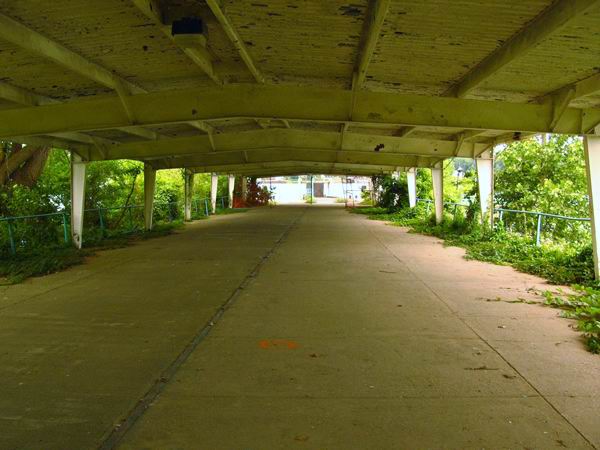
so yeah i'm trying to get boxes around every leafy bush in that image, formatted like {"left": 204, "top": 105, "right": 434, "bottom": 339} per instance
{"left": 0, "top": 222, "right": 181, "bottom": 284}
{"left": 544, "top": 286, "right": 600, "bottom": 353}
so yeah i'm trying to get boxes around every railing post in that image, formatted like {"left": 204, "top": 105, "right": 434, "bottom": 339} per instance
{"left": 204, "top": 198, "right": 209, "bottom": 217}
{"left": 221, "top": 197, "right": 225, "bottom": 209}
{"left": 535, "top": 214, "right": 543, "bottom": 246}
{"left": 62, "top": 213, "right": 69, "bottom": 244}
{"left": 98, "top": 208, "right": 105, "bottom": 236}
{"left": 7, "top": 220, "right": 16, "bottom": 255}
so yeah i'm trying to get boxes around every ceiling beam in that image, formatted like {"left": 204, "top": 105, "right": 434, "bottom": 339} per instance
{"left": 395, "top": 126, "right": 417, "bottom": 137}
{"left": 0, "top": 81, "right": 158, "bottom": 143}
{"left": 131, "top": 0, "right": 221, "bottom": 84}
{"left": 188, "top": 120, "right": 216, "bottom": 151}
{"left": 147, "top": 147, "right": 432, "bottom": 171}
{"left": 0, "top": 81, "right": 116, "bottom": 147}
{"left": 444, "top": 0, "right": 600, "bottom": 98}
{"left": 0, "top": 85, "right": 597, "bottom": 139}
{"left": 0, "top": 13, "right": 164, "bottom": 140}
{"left": 353, "top": 0, "right": 391, "bottom": 89}
{"left": 188, "top": 161, "right": 398, "bottom": 175}
{"left": 0, "top": 13, "right": 143, "bottom": 95}
{"left": 206, "top": 0, "right": 265, "bottom": 83}
{"left": 94, "top": 128, "right": 488, "bottom": 161}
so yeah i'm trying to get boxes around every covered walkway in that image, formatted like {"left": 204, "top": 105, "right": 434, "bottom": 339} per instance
{"left": 0, "top": 206, "right": 597, "bottom": 449}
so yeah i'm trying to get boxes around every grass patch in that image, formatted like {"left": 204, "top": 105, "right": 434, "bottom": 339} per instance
{"left": 0, "top": 222, "right": 182, "bottom": 285}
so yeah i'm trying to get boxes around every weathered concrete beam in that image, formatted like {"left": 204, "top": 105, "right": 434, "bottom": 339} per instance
{"left": 206, "top": 0, "right": 264, "bottom": 83}
{"left": 354, "top": 0, "right": 391, "bottom": 89}
{"left": 1, "top": 85, "right": 596, "bottom": 139}
{"left": 149, "top": 148, "right": 433, "bottom": 171}
{"left": 445, "top": 0, "right": 600, "bottom": 98}
{"left": 95, "top": 128, "right": 488, "bottom": 161}
{"left": 131, "top": 0, "right": 221, "bottom": 84}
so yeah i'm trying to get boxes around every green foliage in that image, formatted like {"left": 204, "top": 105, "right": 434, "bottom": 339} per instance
{"left": 544, "top": 287, "right": 600, "bottom": 353}
{"left": 495, "top": 136, "right": 589, "bottom": 243}
{"left": 0, "top": 222, "right": 181, "bottom": 284}
{"left": 363, "top": 136, "right": 595, "bottom": 353}
{"left": 0, "top": 149, "right": 240, "bottom": 256}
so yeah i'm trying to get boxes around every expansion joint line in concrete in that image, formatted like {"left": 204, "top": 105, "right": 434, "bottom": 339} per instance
{"left": 361, "top": 219, "right": 596, "bottom": 449}
{"left": 97, "top": 208, "right": 306, "bottom": 450}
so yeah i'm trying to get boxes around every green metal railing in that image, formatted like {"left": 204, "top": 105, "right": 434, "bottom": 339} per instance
{"left": 1, "top": 196, "right": 230, "bottom": 255}
{"left": 416, "top": 198, "right": 590, "bottom": 246}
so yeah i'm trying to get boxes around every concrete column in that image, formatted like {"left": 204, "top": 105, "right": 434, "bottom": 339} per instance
{"left": 228, "top": 174, "right": 235, "bottom": 208}
{"left": 144, "top": 163, "right": 156, "bottom": 230}
{"left": 407, "top": 168, "right": 417, "bottom": 208}
{"left": 431, "top": 163, "right": 443, "bottom": 224}
{"left": 241, "top": 176, "right": 248, "bottom": 202}
{"left": 184, "top": 170, "right": 194, "bottom": 221}
{"left": 584, "top": 135, "right": 600, "bottom": 279}
{"left": 476, "top": 149, "right": 495, "bottom": 228}
{"left": 70, "top": 152, "right": 86, "bottom": 249}
{"left": 210, "top": 173, "right": 218, "bottom": 213}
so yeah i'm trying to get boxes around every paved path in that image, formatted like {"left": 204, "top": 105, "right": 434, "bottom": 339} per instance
{"left": 0, "top": 205, "right": 598, "bottom": 449}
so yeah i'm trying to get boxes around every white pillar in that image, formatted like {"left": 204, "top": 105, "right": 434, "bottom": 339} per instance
{"left": 476, "top": 149, "right": 495, "bottom": 228}
{"left": 228, "top": 174, "right": 235, "bottom": 208}
{"left": 210, "top": 173, "right": 218, "bottom": 213}
{"left": 584, "top": 135, "right": 600, "bottom": 279}
{"left": 407, "top": 168, "right": 417, "bottom": 208}
{"left": 184, "top": 170, "right": 194, "bottom": 221}
{"left": 70, "top": 153, "right": 86, "bottom": 249}
{"left": 144, "top": 163, "right": 156, "bottom": 230}
{"left": 431, "top": 163, "right": 443, "bottom": 224}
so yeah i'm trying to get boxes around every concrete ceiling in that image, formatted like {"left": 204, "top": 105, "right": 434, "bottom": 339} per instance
{"left": 0, "top": 0, "right": 599, "bottom": 176}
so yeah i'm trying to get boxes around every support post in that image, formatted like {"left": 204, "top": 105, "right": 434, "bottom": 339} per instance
{"left": 476, "top": 149, "right": 495, "bottom": 228}
{"left": 241, "top": 176, "right": 248, "bottom": 203}
{"left": 144, "top": 163, "right": 156, "bottom": 230}
{"left": 228, "top": 174, "right": 235, "bottom": 208}
{"left": 431, "top": 162, "right": 443, "bottom": 225}
{"left": 407, "top": 168, "right": 417, "bottom": 208}
{"left": 210, "top": 173, "right": 218, "bottom": 214}
{"left": 70, "top": 152, "right": 86, "bottom": 248}
{"left": 584, "top": 135, "right": 600, "bottom": 279}
{"left": 184, "top": 169, "right": 194, "bottom": 221}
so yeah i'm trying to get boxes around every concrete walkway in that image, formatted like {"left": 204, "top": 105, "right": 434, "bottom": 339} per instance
{"left": 0, "top": 205, "right": 598, "bottom": 449}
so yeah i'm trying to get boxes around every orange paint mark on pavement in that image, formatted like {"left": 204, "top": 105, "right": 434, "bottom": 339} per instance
{"left": 258, "top": 339, "right": 299, "bottom": 349}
